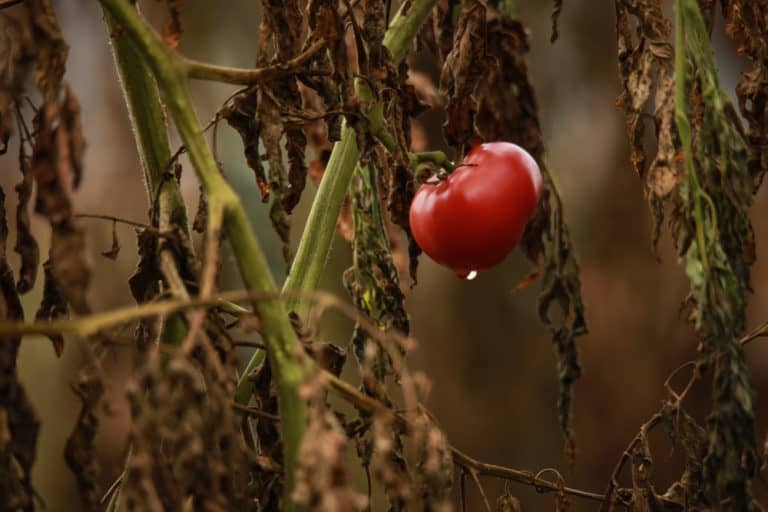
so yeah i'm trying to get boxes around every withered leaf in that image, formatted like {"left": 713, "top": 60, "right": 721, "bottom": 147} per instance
{"left": 0, "top": 15, "right": 34, "bottom": 154}
{"left": 30, "top": 89, "right": 91, "bottom": 315}
{"left": 623, "top": 3, "right": 759, "bottom": 507}
{"left": 0, "top": 184, "right": 40, "bottom": 510}
{"left": 615, "top": 0, "right": 673, "bottom": 182}
{"left": 386, "top": 160, "right": 421, "bottom": 283}
{"left": 722, "top": 0, "right": 768, "bottom": 191}
{"left": 14, "top": 129, "right": 40, "bottom": 294}
{"left": 343, "top": 165, "right": 409, "bottom": 398}
{"left": 415, "top": 416, "right": 454, "bottom": 510}
{"left": 439, "top": 0, "right": 488, "bottom": 152}
{"left": 129, "top": 229, "right": 162, "bottom": 352}
{"left": 292, "top": 400, "right": 368, "bottom": 511}
{"left": 550, "top": 0, "right": 563, "bottom": 43}
{"left": 160, "top": 0, "right": 184, "bottom": 50}
{"left": 27, "top": 0, "right": 69, "bottom": 101}
{"left": 65, "top": 367, "right": 104, "bottom": 511}
{"left": 100, "top": 221, "right": 121, "bottom": 260}
{"left": 124, "top": 353, "right": 254, "bottom": 511}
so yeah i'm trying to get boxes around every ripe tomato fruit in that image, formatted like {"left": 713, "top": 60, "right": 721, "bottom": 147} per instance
{"left": 409, "top": 142, "right": 542, "bottom": 278}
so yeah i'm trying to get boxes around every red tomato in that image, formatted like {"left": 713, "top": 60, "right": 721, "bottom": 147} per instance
{"left": 409, "top": 142, "right": 542, "bottom": 278}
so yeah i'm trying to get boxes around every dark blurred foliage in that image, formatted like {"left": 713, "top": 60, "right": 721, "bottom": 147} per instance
{"left": 0, "top": 0, "right": 767, "bottom": 510}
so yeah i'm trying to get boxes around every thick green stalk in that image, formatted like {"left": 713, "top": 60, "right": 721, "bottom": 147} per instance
{"left": 99, "top": 0, "right": 308, "bottom": 506}
{"left": 282, "top": 0, "right": 439, "bottom": 315}
{"left": 383, "top": 0, "right": 440, "bottom": 64}
{"left": 282, "top": 124, "right": 359, "bottom": 312}
{"left": 103, "top": 5, "right": 190, "bottom": 338}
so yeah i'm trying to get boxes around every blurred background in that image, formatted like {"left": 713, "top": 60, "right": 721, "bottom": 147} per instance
{"left": 2, "top": 0, "right": 767, "bottom": 510}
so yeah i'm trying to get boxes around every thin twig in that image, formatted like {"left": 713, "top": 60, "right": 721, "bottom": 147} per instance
{"left": 184, "top": 39, "right": 326, "bottom": 85}
{"left": 741, "top": 320, "right": 768, "bottom": 346}
{"left": 75, "top": 213, "right": 151, "bottom": 229}
{"left": 468, "top": 467, "right": 493, "bottom": 512}
{"left": 231, "top": 402, "right": 281, "bottom": 422}
{"left": 599, "top": 413, "right": 664, "bottom": 511}
{"left": 322, "top": 370, "right": 609, "bottom": 504}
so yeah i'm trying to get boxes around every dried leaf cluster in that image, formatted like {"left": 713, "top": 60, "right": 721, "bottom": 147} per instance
{"left": 613, "top": 0, "right": 768, "bottom": 509}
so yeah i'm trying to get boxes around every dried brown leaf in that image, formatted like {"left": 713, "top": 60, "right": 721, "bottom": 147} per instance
{"left": 293, "top": 400, "right": 369, "bottom": 511}
{"left": 65, "top": 366, "right": 104, "bottom": 511}
{"left": 27, "top": 0, "right": 69, "bottom": 101}
{"left": 30, "top": 90, "right": 91, "bottom": 315}
{"left": 550, "top": 0, "right": 563, "bottom": 43}
{"left": 101, "top": 221, "right": 121, "bottom": 260}
{"left": 722, "top": 0, "right": 768, "bottom": 191}
{"left": 0, "top": 184, "right": 40, "bottom": 511}
{"left": 160, "top": 0, "right": 184, "bottom": 50}
{"left": 0, "top": 15, "right": 34, "bottom": 154}
{"left": 439, "top": 1, "right": 487, "bottom": 151}
{"left": 14, "top": 130, "right": 39, "bottom": 294}
{"left": 128, "top": 229, "right": 161, "bottom": 352}
{"left": 496, "top": 493, "right": 523, "bottom": 512}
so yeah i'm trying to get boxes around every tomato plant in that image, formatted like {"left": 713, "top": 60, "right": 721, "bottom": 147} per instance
{"left": 409, "top": 142, "right": 543, "bottom": 278}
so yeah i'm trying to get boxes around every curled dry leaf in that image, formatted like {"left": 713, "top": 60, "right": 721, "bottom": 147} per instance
{"left": 343, "top": 164, "right": 409, "bottom": 401}
{"left": 100, "top": 220, "right": 121, "bottom": 260}
{"left": 722, "top": 0, "right": 768, "bottom": 191}
{"left": 0, "top": 185, "right": 40, "bottom": 511}
{"left": 0, "top": 15, "right": 34, "bottom": 152}
{"left": 160, "top": 0, "right": 184, "bottom": 50}
{"left": 248, "top": 359, "right": 283, "bottom": 509}
{"left": 439, "top": 0, "right": 488, "bottom": 152}
{"left": 614, "top": 0, "right": 677, "bottom": 247}
{"left": 65, "top": 364, "right": 104, "bottom": 511}
{"left": 27, "top": 0, "right": 69, "bottom": 101}
{"left": 1, "top": 16, "right": 41, "bottom": 295}
{"left": 370, "top": 414, "right": 412, "bottom": 508}
{"left": 128, "top": 229, "right": 163, "bottom": 353}
{"left": 550, "top": 0, "right": 564, "bottom": 43}
{"left": 15, "top": 140, "right": 40, "bottom": 294}
{"left": 292, "top": 400, "right": 369, "bottom": 511}
{"left": 124, "top": 352, "right": 254, "bottom": 511}
{"left": 30, "top": 87, "right": 90, "bottom": 315}
{"left": 415, "top": 416, "right": 453, "bottom": 511}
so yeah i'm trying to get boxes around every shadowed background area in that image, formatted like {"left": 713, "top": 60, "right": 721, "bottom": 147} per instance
{"left": 1, "top": 0, "right": 767, "bottom": 510}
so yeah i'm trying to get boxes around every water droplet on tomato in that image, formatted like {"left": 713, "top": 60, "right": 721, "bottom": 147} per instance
{"left": 465, "top": 270, "right": 478, "bottom": 281}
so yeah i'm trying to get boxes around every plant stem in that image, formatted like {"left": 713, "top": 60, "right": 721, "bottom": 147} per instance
{"left": 383, "top": 0, "right": 440, "bottom": 64}
{"left": 282, "top": 123, "right": 359, "bottom": 313}
{"left": 282, "top": 0, "right": 439, "bottom": 315}
{"left": 103, "top": 6, "right": 190, "bottom": 508}
{"left": 99, "top": 0, "right": 308, "bottom": 506}
{"left": 183, "top": 39, "right": 325, "bottom": 85}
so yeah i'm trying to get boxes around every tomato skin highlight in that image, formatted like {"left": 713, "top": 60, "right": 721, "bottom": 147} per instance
{"left": 409, "top": 142, "right": 542, "bottom": 277}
